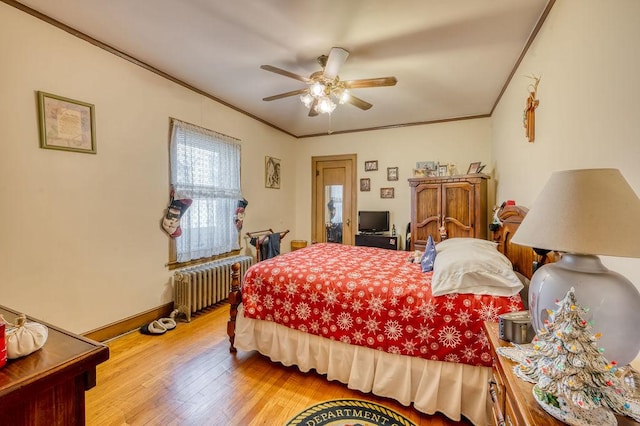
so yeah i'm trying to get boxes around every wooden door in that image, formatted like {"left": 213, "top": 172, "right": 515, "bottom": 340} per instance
{"left": 441, "top": 181, "right": 475, "bottom": 238}
{"left": 312, "top": 155, "right": 357, "bottom": 245}
{"left": 411, "top": 182, "right": 441, "bottom": 251}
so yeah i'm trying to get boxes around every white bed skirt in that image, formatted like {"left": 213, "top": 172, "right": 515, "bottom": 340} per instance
{"left": 235, "top": 305, "right": 491, "bottom": 426}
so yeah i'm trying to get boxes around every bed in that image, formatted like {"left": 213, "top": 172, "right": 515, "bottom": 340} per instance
{"left": 227, "top": 205, "right": 540, "bottom": 426}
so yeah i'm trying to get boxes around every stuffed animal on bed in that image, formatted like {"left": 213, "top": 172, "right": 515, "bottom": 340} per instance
{"left": 407, "top": 250, "right": 423, "bottom": 263}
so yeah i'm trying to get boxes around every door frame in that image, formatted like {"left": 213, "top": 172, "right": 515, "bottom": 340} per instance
{"left": 311, "top": 154, "right": 358, "bottom": 244}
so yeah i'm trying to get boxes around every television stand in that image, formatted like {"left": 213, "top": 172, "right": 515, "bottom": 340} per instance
{"left": 355, "top": 233, "right": 398, "bottom": 250}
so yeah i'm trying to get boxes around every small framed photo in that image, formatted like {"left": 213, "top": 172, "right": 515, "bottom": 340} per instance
{"left": 477, "top": 165, "right": 486, "bottom": 173}
{"left": 467, "top": 162, "right": 482, "bottom": 174}
{"left": 438, "top": 165, "right": 448, "bottom": 176}
{"left": 387, "top": 167, "right": 398, "bottom": 181}
{"left": 416, "top": 161, "right": 435, "bottom": 171}
{"left": 360, "top": 178, "right": 371, "bottom": 192}
{"left": 380, "top": 187, "right": 395, "bottom": 199}
{"left": 413, "top": 168, "right": 427, "bottom": 177}
{"left": 265, "top": 156, "right": 281, "bottom": 189}
{"left": 364, "top": 160, "right": 378, "bottom": 171}
{"left": 37, "top": 91, "right": 96, "bottom": 154}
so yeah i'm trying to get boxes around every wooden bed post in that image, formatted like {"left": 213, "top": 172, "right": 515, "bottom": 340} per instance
{"left": 227, "top": 262, "right": 241, "bottom": 353}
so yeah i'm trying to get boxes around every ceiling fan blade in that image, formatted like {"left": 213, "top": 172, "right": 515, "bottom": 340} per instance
{"left": 323, "top": 47, "right": 349, "bottom": 80}
{"left": 260, "top": 65, "right": 310, "bottom": 83}
{"left": 263, "top": 88, "right": 309, "bottom": 101}
{"left": 347, "top": 95, "right": 373, "bottom": 111}
{"left": 343, "top": 76, "right": 398, "bottom": 89}
{"left": 308, "top": 99, "right": 319, "bottom": 117}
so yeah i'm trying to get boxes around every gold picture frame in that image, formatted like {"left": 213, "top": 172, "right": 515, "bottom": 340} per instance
{"left": 265, "top": 156, "right": 281, "bottom": 189}
{"left": 37, "top": 91, "right": 96, "bottom": 154}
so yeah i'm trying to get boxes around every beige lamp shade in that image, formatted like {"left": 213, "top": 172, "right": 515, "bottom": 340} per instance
{"left": 512, "top": 168, "right": 640, "bottom": 257}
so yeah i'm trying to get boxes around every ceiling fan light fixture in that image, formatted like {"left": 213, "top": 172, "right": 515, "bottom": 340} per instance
{"left": 300, "top": 93, "right": 314, "bottom": 108}
{"left": 263, "top": 47, "right": 397, "bottom": 115}
{"left": 310, "top": 81, "right": 325, "bottom": 97}
{"left": 316, "top": 97, "right": 336, "bottom": 114}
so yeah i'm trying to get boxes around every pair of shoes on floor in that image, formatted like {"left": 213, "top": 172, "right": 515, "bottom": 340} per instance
{"left": 139, "top": 317, "right": 177, "bottom": 335}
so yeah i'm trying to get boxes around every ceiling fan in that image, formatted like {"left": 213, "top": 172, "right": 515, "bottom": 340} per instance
{"left": 261, "top": 47, "right": 397, "bottom": 116}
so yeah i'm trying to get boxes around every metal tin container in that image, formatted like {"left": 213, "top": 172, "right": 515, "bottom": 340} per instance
{"left": 498, "top": 311, "right": 535, "bottom": 343}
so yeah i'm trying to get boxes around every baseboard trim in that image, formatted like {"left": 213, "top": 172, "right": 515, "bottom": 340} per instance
{"left": 83, "top": 303, "right": 174, "bottom": 342}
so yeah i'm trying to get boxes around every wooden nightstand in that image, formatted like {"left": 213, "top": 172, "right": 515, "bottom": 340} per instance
{"left": 483, "top": 321, "right": 639, "bottom": 426}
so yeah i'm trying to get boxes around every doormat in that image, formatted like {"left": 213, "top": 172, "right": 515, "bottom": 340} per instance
{"left": 284, "top": 398, "right": 417, "bottom": 426}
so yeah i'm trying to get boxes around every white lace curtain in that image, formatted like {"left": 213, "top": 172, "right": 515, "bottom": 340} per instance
{"left": 170, "top": 119, "right": 242, "bottom": 262}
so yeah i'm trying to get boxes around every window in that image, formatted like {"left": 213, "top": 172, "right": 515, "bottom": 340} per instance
{"left": 169, "top": 119, "right": 242, "bottom": 264}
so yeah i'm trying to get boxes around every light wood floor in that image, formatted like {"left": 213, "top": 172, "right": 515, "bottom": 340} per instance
{"left": 86, "top": 303, "right": 473, "bottom": 426}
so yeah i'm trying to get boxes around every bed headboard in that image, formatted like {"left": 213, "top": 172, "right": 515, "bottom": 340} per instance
{"left": 491, "top": 205, "right": 555, "bottom": 280}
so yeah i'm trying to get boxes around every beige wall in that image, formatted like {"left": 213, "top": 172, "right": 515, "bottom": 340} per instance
{"left": 492, "top": 0, "right": 640, "bottom": 290}
{"left": 0, "top": 3, "right": 296, "bottom": 333}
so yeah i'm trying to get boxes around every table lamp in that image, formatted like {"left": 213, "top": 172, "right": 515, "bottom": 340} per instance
{"left": 512, "top": 168, "right": 640, "bottom": 366}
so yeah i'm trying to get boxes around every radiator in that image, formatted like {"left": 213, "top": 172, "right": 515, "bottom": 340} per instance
{"left": 174, "top": 255, "right": 253, "bottom": 321}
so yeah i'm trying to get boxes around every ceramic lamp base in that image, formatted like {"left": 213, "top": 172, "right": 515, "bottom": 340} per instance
{"left": 528, "top": 253, "right": 640, "bottom": 366}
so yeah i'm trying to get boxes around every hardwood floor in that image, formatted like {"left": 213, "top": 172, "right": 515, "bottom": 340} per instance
{"left": 86, "top": 303, "right": 473, "bottom": 426}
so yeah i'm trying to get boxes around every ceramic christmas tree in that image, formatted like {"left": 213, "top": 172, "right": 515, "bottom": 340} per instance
{"left": 513, "top": 287, "right": 639, "bottom": 425}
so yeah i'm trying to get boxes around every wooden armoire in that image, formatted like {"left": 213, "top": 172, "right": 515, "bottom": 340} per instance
{"left": 409, "top": 174, "right": 489, "bottom": 251}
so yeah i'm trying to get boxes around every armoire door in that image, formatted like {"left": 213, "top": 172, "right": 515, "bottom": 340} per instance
{"left": 441, "top": 181, "right": 475, "bottom": 238}
{"left": 411, "top": 182, "right": 441, "bottom": 251}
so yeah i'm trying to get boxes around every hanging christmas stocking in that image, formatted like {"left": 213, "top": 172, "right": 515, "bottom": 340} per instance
{"left": 235, "top": 198, "right": 248, "bottom": 231}
{"left": 162, "top": 196, "right": 192, "bottom": 238}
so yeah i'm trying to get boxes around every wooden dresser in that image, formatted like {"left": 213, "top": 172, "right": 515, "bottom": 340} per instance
{"left": 484, "top": 321, "right": 639, "bottom": 426}
{"left": 0, "top": 305, "right": 109, "bottom": 426}
{"left": 408, "top": 173, "right": 488, "bottom": 251}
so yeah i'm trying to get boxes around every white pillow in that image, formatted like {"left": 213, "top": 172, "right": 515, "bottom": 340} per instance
{"left": 435, "top": 237, "right": 498, "bottom": 253}
{"left": 431, "top": 238, "right": 523, "bottom": 296}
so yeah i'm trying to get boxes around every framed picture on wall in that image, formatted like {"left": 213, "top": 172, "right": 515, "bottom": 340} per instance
{"left": 37, "top": 91, "right": 96, "bottom": 154}
{"left": 360, "top": 178, "right": 371, "bottom": 191}
{"left": 387, "top": 167, "right": 398, "bottom": 181}
{"left": 265, "top": 156, "right": 281, "bottom": 189}
{"left": 380, "top": 187, "right": 394, "bottom": 199}
{"left": 364, "top": 160, "right": 378, "bottom": 171}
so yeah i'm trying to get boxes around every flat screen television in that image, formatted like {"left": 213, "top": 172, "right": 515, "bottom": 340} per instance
{"left": 358, "top": 211, "right": 390, "bottom": 234}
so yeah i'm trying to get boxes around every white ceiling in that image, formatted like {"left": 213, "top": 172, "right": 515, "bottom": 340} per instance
{"left": 12, "top": 0, "right": 552, "bottom": 137}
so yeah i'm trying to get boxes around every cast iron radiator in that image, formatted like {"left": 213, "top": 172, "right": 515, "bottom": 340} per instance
{"left": 173, "top": 255, "right": 253, "bottom": 321}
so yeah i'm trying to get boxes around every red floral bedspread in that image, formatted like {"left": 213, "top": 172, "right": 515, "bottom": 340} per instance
{"left": 241, "top": 243, "right": 524, "bottom": 367}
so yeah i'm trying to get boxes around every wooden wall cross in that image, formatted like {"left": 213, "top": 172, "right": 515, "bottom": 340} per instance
{"left": 523, "top": 75, "right": 540, "bottom": 142}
